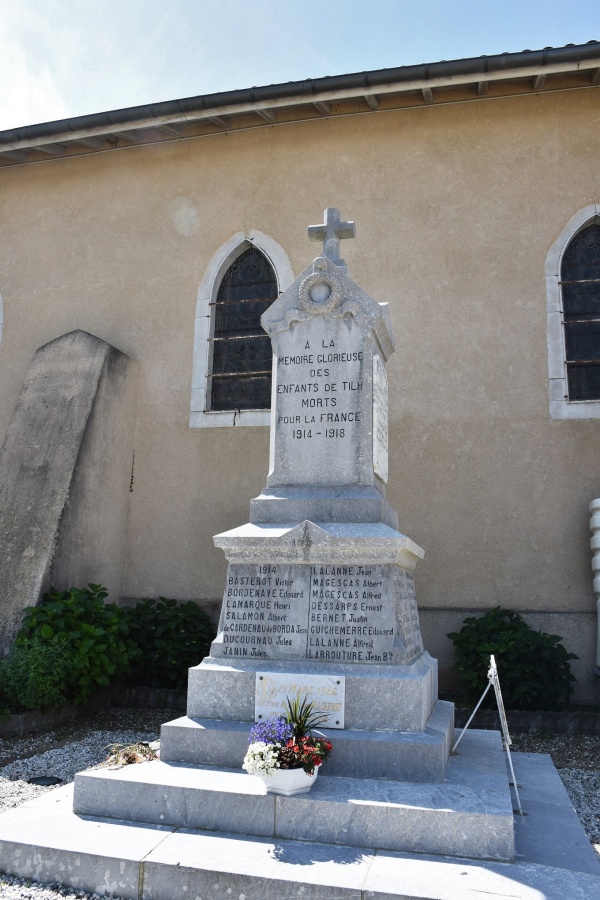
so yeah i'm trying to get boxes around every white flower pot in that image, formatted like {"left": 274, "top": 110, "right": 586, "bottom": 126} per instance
{"left": 259, "top": 765, "right": 319, "bottom": 796}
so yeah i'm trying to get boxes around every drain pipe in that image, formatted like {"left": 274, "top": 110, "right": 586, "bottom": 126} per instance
{"left": 590, "top": 498, "right": 600, "bottom": 706}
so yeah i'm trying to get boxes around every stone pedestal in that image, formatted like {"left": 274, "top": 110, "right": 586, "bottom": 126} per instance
{"left": 186, "top": 246, "right": 454, "bottom": 783}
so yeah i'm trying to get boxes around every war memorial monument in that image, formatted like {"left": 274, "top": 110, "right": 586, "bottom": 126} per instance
{"left": 0, "top": 211, "right": 598, "bottom": 899}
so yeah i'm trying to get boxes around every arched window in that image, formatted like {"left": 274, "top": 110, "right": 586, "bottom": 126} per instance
{"left": 190, "top": 231, "right": 294, "bottom": 428}
{"left": 208, "top": 247, "right": 277, "bottom": 412}
{"left": 546, "top": 205, "right": 600, "bottom": 419}
{"left": 561, "top": 224, "right": 600, "bottom": 401}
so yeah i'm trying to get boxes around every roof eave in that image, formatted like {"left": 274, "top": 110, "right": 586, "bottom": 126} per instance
{"left": 0, "top": 41, "right": 598, "bottom": 166}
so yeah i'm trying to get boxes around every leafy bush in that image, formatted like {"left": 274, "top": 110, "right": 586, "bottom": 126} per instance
{"left": 447, "top": 606, "right": 577, "bottom": 710}
{"left": 17, "top": 584, "right": 138, "bottom": 704}
{"left": 0, "top": 638, "right": 72, "bottom": 710}
{"left": 123, "top": 597, "right": 216, "bottom": 689}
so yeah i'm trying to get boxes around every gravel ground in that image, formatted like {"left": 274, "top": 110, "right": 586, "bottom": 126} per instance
{"left": 0, "top": 709, "right": 598, "bottom": 898}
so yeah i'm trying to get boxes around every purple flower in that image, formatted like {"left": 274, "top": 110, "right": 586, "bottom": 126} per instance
{"left": 249, "top": 716, "right": 293, "bottom": 745}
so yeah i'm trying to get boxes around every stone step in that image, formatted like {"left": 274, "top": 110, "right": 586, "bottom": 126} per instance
{"left": 160, "top": 698, "right": 453, "bottom": 781}
{"left": 0, "top": 772, "right": 599, "bottom": 900}
{"left": 73, "top": 730, "right": 514, "bottom": 860}
{"left": 187, "top": 655, "right": 440, "bottom": 733}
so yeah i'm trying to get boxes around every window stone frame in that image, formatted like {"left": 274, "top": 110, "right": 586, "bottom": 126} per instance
{"left": 546, "top": 205, "right": 600, "bottom": 419}
{"left": 190, "top": 231, "right": 294, "bottom": 428}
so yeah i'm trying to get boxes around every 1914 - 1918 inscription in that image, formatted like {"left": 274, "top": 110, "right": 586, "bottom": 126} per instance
{"left": 211, "top": 562, "right": 420, "bottom": 665}
{"left": 275, "top": 332, "right": 363, "bottom": 438}
{"left": 267, "top": 315, "right": 372, "bottom": 489}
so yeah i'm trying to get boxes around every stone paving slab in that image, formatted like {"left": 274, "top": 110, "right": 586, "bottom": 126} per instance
{"left": 0, "top": 797, "right": 596, "bottom": 900}
{"left": 0, "top": 785, "right": 172, "bottom": 898}
{"left": 143, "top": 829, "right": 373, "bottom": 900}
{"left": 511, "top": 751, "right": 600, "bottom": 876}
{"left": 362, "top": 851, "right": 600, "bottom": 900}
{"left": 1, "top": 738, "right": 598, "bottom": 899}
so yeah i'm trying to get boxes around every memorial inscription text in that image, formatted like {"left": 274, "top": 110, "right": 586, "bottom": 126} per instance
{"left": 275, "top": 337, "right": 363, "bottom": 447}
{"left": 214, "top": 562, "right": 419, "bottom": 665}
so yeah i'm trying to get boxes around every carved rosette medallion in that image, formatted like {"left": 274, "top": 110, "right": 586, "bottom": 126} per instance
{"left": 299, "top": 260, "right": 344, "bottom": 316}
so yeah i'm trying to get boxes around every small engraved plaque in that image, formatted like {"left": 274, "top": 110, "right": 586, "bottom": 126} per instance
{"left": 372, "top": 353, "right": 388, "bottom": 482}
{"left": 255, "top": 672, "right": 345, "bottom": 728}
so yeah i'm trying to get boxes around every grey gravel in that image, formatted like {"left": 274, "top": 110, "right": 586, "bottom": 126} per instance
{"left": 0, "top": 711, "right": 598, "bottom": 897}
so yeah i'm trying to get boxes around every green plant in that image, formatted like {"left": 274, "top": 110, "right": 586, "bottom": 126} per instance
{"left": 17, "top": 584, "right": 138, "bottom": 704}
{"left": 284, "top": 693, "right": 329, "bottom": 741}
{"left": 123, "top": 597, "right": 216, "bottom": 689}
{"left": 448, "top": 606, "right": 578, "bottom": 710}
{"left": 0, "top": 638, "right": 71, "bottom": 710}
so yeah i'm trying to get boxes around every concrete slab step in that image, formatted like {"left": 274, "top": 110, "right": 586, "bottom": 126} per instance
{"left": 73, "top": 730, "right": 514, "bottom": 860}
{"left": 0, "top": 779, "right": 598, "bottom": 900}
{"left": 160, "top": 697, "right": 453, "bottom": 781}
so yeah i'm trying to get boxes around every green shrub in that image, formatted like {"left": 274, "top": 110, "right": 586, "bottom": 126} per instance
{"left": 17, "top": 584, "right": 139, "bottom": 704}
{"left": 0, "top": 638, "right": 72, "bottom": 710}
{"left": 447, "top": 606, "right": 577, "bottom": 710}
{"left": 123, "top": 597, "right": 216, "bottom": 689}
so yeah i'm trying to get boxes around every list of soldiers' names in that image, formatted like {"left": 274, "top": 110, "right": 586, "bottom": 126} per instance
{"left": 214, "top": 563, "right": 399, "bottom": 663}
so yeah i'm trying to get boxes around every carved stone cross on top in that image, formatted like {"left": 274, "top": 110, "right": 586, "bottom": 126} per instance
{"left": 307, "top": 207, "right": 355, "bottom": 270}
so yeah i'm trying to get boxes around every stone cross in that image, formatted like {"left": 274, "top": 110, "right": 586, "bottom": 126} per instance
{"left": 307, "top": 208, "right": 355, "bottom": 269}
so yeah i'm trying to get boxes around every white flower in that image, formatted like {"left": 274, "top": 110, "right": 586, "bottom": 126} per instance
{"left": 242, "top": 741, "right": 281, "bottom": 777}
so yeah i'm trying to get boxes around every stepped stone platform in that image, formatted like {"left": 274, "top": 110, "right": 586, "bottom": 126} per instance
{"left": 159, "top": 707, "right": 452, "bottom": 782}
{"left": 72, "top": 730, "right": 512, "bottom": 859}
{"left": 0, "top": 737, "right": 598, "bottom": 900}
{"left": 160, "top": 656, "right": 454, "bottom": 782}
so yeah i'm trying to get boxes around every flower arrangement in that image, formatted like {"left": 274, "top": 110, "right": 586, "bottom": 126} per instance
{"left": 243, "top": 694, "right": 333, "bottom": 777}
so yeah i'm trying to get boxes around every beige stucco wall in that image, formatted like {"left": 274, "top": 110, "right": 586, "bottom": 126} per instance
{"left": 0, "top": 86, "right": 598, "bottom": 699}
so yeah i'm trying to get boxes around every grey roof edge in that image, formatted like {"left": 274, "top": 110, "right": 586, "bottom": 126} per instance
{"left": 0, "top": 40, "right": 598, "bottom": 147}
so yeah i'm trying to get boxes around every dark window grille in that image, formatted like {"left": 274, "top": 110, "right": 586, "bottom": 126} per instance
{"left": 209, "top": 247, "right": 277, "bottom": 411}
{"left": 561, "top": 223, "right": 600, "bottom": 401}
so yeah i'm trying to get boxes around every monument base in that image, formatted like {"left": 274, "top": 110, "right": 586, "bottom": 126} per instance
{"left": 187, "top": 654, "right": 439, "bottom": 731}
{"left": 2, "top": 733, "right": 600, "bottom": 898}
{"left": 71, "top": 729, "right": 512, "bottom": 860}
{"left": 160, "top": 704, "right": 453, "bottom": 783}
{"left": 159, "top": 654, "right": 453, "bottom": 782}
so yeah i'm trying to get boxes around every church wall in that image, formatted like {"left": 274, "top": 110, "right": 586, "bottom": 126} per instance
{"left": 0, "top": 86, "right": 598, "bottom": 700}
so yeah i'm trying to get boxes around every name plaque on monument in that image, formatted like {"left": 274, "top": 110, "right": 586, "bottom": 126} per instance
{"left": 217, "top": 563, "right": 309, "bottom": 660}
{"left": 255, "top": 672, "right": 345, "bottom": 728}
{"left": 372, "top": 353, "right": 388, "bottom": 483}
{"left": 307, "top": 564, "right": 396, "bottom": 663}
{"left": 395, "top": 568, "right": 423, "bottom": 660}
{"left": 212, "top": 561, "right": 422, "bottom": 664}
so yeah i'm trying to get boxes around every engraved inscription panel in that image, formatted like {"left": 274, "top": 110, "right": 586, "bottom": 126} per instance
{"left": 395, "top": 569, "right": 423, "bottom": 660}
{"left": 372, "top": 353, "right": 388, "bottom": 483}
{"left": 307, "top": 565, "right": 396, "bottom": 664}
{"left": 268, "top": 317, "right": 371, "bottom": 488}
{"left": 212, "top": 564, "right": 309, "bottom": 661}
{"left": 255, "top": 673, "right": 345, "bottom": 728}
{"left": 211, "top": 563, "right": 422, "bottom": 664}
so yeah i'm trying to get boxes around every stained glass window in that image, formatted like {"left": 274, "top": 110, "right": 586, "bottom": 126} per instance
{"left": 209, "top": 248, "right": 277, "bottom": 411}
{"left": 561, "top": 224, "right": 600, "bottom": 401}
